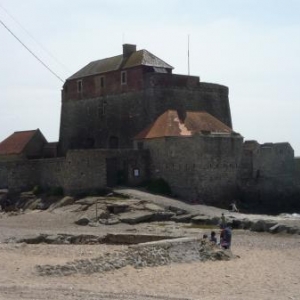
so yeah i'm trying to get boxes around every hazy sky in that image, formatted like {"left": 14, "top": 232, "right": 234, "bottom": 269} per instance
{"left": 1, "top": 0, "right": 299, "bottom": 155}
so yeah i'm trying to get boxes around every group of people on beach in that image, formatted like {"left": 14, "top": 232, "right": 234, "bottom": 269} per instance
{"left": 203, "top": 212, "right": 232, "bottom": 249}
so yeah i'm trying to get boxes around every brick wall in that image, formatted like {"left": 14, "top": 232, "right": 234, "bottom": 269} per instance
{"left": 63, "top": 67, "right": 145, "bottom": 101}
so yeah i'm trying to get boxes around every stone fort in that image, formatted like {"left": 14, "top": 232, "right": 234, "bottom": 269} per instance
{"left": 0, "top": 44, "right": 299, "bottom": 212}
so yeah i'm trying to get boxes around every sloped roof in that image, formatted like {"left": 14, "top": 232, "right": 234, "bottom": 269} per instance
{"left": 134, "top": 110, "right": 235, "bottom": 140}
{"left": 0, "top": 130, "right": 42, "bottom": 155}
{"left": 68, "top": 49, "right": 173, "bottom": 80}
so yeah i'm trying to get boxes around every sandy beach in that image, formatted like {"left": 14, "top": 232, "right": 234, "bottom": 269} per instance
{"left": 0, "top": 206, "right": 299, "bottom": 300}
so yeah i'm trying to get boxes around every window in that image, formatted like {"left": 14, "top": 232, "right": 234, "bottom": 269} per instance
{"left": 100, "top": 76, "right": 105, "bottom": 88}
{"left": 95, "top": 76, "right": 105, "bottom": 92}
{"left": 77, "top": 80, "right": 82, "bottom": 93}
{"left": 121, "top": 71, "right": 127, "bottom": 85}
{"left": 102, "top": 100, "right": 107, "bottom": 116}
{"left": 97, "top": 100, "right": 107, "bottom": 118}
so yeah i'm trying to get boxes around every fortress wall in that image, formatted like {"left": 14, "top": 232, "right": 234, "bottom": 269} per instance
{"left": 237, "top": 143, "right": 298, "bottom": 213}
{"left": 59, "top": 74, "right": 231, "bottom": 155}
{"left": 139, "top": 134, "right": 243, "bottom": 205}
{"left": 239, "top": 142, "right": 295, "bottom": 180}
{"left": 59, "top": 91, "right": 147, "bottom": 154}
{"left": 253, "top": 143, "right": 294, "bottom": 179}
{"left": 62, "top": 150, "right": 107, "bottom": 194}
{"left": 100, "top": 149, "right": 149, "bottom": 187}
{"left": 0, "top": 154, "right": 102, "bottom": 194}
{"left": 295, "top": 157, "right": 300, "bottom": 183}
{"left": 0, "top": 162, "right": 9, "bottom": 188}
{"left": 0, "top": 149, "right": 148, "bottom": 194}
{"left": 0, "top": 158, "right": 64, "bottom": 192}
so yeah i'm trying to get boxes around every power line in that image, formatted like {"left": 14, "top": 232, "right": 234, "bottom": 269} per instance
{"left": 0, "top": 3, "right": 71, "bottom": 72}
{"left": 0, "top": 18, "right": 64, "bottom": 83}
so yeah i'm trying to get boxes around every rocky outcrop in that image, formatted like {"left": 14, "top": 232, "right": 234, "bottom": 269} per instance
{"left": 2, "top": 189, "right": 300, "bottom": 236}
{"left": 35, "top": 237, "right": 234, "bottom": 276}
{"left": 118, "top": 211, "right": 155, "bottom": 224}
{"left": 48, "top": 196, "right": 74, "bottom": 210}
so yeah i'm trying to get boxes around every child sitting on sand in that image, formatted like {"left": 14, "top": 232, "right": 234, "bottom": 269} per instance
{"left": 210, "top": 231, "right": 217, "bottom": 244}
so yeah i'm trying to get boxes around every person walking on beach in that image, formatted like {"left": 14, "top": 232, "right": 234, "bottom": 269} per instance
{"left": 230, "top": 201, "right": 239, "bottom": 212}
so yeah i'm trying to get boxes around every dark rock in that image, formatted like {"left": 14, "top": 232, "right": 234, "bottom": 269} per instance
{"left": 211, "top": 217, "right": 221, "bottom": 225}
{"left": 49, "top": 196, "right": 74, "bottom": 210}
{"left": 241, "top": 218, "right": 253, "bottom": 229}
{"left": 20, "top": 191, "right": 36, "bottom": 200}
{"left": 274, "top": 224, "right": 288, "bottom": 234}
{"left": 18, "top": 234, "right": 48, "bottom": 244}
{"left": 83, "top": 208, "right": 110, "bottom": 221}
{"left": 75, "top": 197, "right": 102, "bottom": 206}
{"left": 191, "top": 215, "right": 213, "bottom": 225}
{"left": 171, "top": 213, "right": 196, "bottom": 223}
{"left": 106, "top": 202, "right": 129, "bottom": 214}
{"left": 26, "top": 198, "right": 43, "bottom": 210}
{"left": 287, "top": 226, "right": 299, "bottom": 234}
{"left": 144, "top": 203, "right": 164, "bottom": 212}
{"left": 167, "top": 206, "right": 188, "bottom": 216}
{"left": 269, "top": 224, "right": 280, "bottom": 234}
{"left": 231, "top": 219, "right": 243, "bottom": 229}
{"left": 75, "top": 217, "right": 90, "bottom": 226}
{"left": 151, "top": 211, "right": 175, "bottom": 221}
{"left": 99, "top": 218, "right": 120, "bottom": 225}
{"left": 251, "top": 220, "right": 267, "bottom": 232}
{"left": 119, "top": 211, "right": 154, "bottom": 224}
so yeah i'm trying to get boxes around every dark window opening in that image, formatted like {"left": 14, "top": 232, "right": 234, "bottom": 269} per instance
{"left": 102, "top": 100, "right": 107, "bottom": 116}
{"left": 121, "top": 71, "right": 127, "bottom": 85}
{"left": 100, "top": 76, "right": 105, "bottom": 88}
{"left": 97, "top": 100, "right": 107, "bottom": 118}
{"left": 77, "top": 80, "right": 82, "bottom": 93}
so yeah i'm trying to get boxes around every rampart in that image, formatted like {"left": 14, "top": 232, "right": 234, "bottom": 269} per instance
{"left": 238, "top": 141, "right": 299, "bottom": 213}
{"left": 135, "top": 133, "right": 243, "bottom": 205}
{"left": 0, "top": 149, "right": 149, "bottom": 195}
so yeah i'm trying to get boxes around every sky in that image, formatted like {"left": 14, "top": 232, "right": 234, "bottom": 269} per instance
{"left": 0, "top": 0, "right": 299, "bottom": 155}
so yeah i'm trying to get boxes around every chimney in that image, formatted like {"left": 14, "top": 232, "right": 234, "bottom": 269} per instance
{"left": 123, "top": 44, "right": 136, "bottom": 57}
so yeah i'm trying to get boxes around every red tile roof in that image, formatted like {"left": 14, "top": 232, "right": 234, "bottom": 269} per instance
{"left": 0, "top": 130, "right": 39, "bottom": 155}
{"left": 134, "top": 110, "right": 234, "bottom": 140}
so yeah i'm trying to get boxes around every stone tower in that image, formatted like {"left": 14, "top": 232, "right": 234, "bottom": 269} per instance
{"left": 58, "top": 44, "right": 232, "bottom": 155}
